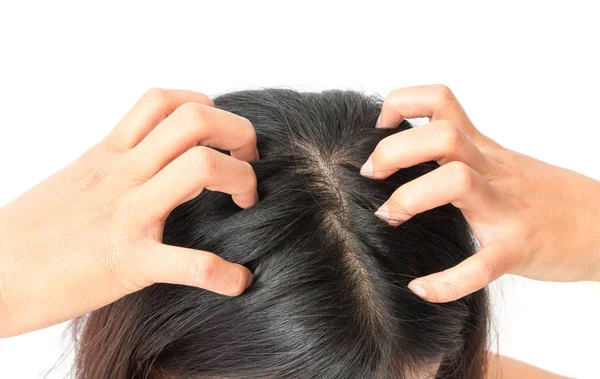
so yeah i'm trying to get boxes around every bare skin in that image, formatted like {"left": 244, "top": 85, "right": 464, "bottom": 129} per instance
{"left": 0, "top": 89, "right": 259, "bottom": 337}
{"left": 486, "top": 353, "right": 572, "bottom": 379}
{"left": 0, "top": 86, "right": 596, "bottom": 377}
{"left": 361, "top": 84, "right": 600, "bottom": 303}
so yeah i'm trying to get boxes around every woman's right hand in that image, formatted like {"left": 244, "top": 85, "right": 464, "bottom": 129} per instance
{"left": 0, "top": 88, "right": 258, "bottom": 337}
{"left": 360, "top": 84, "right": 600, "bottom": 302}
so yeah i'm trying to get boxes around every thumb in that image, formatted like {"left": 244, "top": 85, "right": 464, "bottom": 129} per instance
{"left": 407, "top": 243, "right": 507, "bottom": 303}
{"left": 142, "top": 243, "right": 253, "bottom": 296}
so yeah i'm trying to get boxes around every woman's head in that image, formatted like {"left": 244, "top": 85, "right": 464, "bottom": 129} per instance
{"left": 73, "top": 89, "right": 489, "bottom": 379}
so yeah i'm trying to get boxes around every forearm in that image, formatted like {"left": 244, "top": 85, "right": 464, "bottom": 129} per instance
{"left": 0, "top": 207, "right": 13, "bottom": 337}
{"left": 486, "top": 353, "right": 572, "bottom": 379}
{"left": 595, "top": 189, "right": 600, "bottom": 281}
{"left": 586, "top": 177, "right": 600, "bottom": 282}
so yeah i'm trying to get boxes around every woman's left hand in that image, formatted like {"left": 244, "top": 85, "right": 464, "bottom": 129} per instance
{"left": 361, "top": 84, "right": 600, "bottom": 303}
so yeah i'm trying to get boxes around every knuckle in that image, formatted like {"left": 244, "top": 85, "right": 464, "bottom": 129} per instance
{"left": 99, "top": 132, "right": 121, "bottom": 152}
{"left": 188, "top": 146, "right": 218, "bottom": 178}
{"left": 432, "top": 84, "right": 456, "bottom": 105}
{"left": 243, "top": 118, "right": 257, "bottom": 145}
{"left": 448, "top": 161, "right": 475, "bottom": 193}
{"left": 140, "top": 87, "right": 169, "bottom": 108}
{"left": 474, "top": 256, "right": 497, "bottom": 284}
{"left": 112, "top": 239, "right": 157, "bottom": 292}
{"left": 114, "top": 194, "right": 138, "bottom": 224}
{"left": 434, "top": 121, "right": 462, "bottom": 152}
{"left": 242, "top": 161, "right": 257, "bottom": 187}
{"left": 96, "top": 234, "right": 135, "bottom": 291}
{"left": 187, "top": 255, "right": 218, "bottom": 284}
{"left": 387, "top": 88, "right": 403, "bottom": 106}
{"left": 198, "top": 92, "right": 215, "bottom": 107}
{"left": 115, "top": 151, "right": 142, "bottom": 178}
{"left": 177, "top": 102, "right": 208, "bottom": 130}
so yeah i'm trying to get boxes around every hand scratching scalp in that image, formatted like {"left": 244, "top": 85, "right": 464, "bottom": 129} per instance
{"left": 73, "top": 89, "right": 489, "bottom": 379}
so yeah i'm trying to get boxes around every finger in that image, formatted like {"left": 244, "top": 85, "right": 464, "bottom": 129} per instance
{"left": 136, "top": 146, "right": 258, "bottom": 220}
{"left": 377, "top": 84, "right": 485, "bottom": 145}
{"left": 142, "top": 243, "right": 253, "bottom": 296}
{"left": 407, "top": 243, "right": 508, "bottom": 303}
{"left": 375, "top": 161, "right": 498, "bottom": 226}
{"left": 105, "top": 88, "right": 214, "bottom": 152}
{"left": 129, "top": 102, "right": 258, "bottom": 177}
{"left": 361, "top": 120, "right": 491, "bottom": 179}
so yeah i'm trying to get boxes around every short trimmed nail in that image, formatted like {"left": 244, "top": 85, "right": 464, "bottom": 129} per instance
{"left": 408, "top": 281, "right": 427, "bottom": 299}
{"left": 246, "top": 272, "right": 254, "bottom": 289}
{"left": 360, "top": 156, "right": 374, "bottom": 177}
{"left": 375, "top": 115, "right": 383, "bottom": 128}
{"left": 374, "top": 204, "right": 390, "bottom": 222}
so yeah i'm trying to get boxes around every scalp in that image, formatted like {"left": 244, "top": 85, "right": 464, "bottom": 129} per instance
{"left": 74, "top": 89, "right": 489, "bottom": 379}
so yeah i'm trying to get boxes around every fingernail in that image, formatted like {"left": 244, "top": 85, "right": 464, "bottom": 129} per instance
{"left": 360, "top": 156, "right": 374, "bottom": 177}
{"left": 408, "top": 281, "right": 428, "bottom": 299}
{"left": 375, "top": 115, "right": 383, "bottom": 128}
{"left": 246, "top": 272, "right": 254, "bottom": 289}
{"left": 374, "top": 204, "right": 390, "bottom": 222}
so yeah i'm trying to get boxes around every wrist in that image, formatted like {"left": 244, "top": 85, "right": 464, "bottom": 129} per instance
{"left": 0, "top": 209, "right": 12, "bottom": 337}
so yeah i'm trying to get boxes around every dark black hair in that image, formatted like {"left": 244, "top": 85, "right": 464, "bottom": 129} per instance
{"left": 73, "top": 89, "right": 489, "bottom": 379}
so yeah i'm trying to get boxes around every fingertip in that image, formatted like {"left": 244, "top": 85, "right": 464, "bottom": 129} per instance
{"left": 408, "top": 280, "right": 428, "bottom": 299}
{"left": 375, "top": 114, "right": 383, "bottom": 129}
{"left": 245, "top": 271, "right": 254, "bottom": 289}
{"left": 374, "top": 204, "right": 391, "bottom": 223}
{"left": 232, "top": 191, "right": 259, "bottom": 209}
{"left": 375, "top": 113, "right": 402, "bottom": 129}
{"left": 360, "top": 156, "right": 375, "bottom": 177}
{"left": 375, "top": 201, "right": 408, "bottom": 227}
{"left": 410, "top": 278, "right": 450, "bottom": 303}
{"left": 411, "top": 273, "right": 470, "bottom": 303}
{"left": 226, "top": 264, "right": 253, "bottom": 297}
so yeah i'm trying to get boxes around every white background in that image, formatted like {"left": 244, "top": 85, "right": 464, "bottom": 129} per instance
{"left": 1, "top": 1, "right": 599, "bottom": 378}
